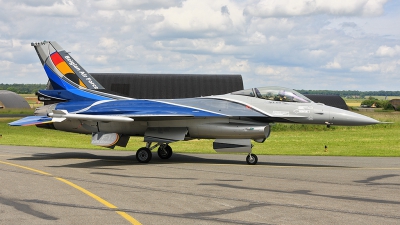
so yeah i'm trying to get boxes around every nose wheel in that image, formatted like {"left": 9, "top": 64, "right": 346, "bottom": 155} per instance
{"left": 246, "top": 153, "right": 258, "bottom": 165}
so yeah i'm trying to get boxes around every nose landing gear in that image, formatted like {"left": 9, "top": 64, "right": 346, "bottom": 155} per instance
{"left": 246, "top": 153, "right": 258, "bottom": 165}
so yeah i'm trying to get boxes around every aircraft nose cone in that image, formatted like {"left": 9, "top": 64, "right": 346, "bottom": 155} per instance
{"left": 330, "top": 109, "right": 379, "bottom": 126}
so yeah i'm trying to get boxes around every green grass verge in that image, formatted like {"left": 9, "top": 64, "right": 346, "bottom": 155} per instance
{"left": 0, "top": 108, "right": 35, "bottom": 115}
{"left": 1, "top": 111, "right": 399, "bottom": 156}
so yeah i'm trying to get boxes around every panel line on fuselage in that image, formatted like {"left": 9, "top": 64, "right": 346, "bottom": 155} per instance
{"left": 150, "top": 99, "right": 229, "bottom": 117}
{"left": 204, "top": 95, "right": 272, "bottom": 117}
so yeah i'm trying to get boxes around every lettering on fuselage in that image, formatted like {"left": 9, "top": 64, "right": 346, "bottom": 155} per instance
{"left": 293, "top": 106, "right": 313, "bottom": 114}
{"left": 293, "top": 109, "right": 310, "bottom": 114}
{"left": 268, "top": 101, "right": 288, "bottom": 104}
{"left": 273, "top": 111, "right": 289, "bottom": 116}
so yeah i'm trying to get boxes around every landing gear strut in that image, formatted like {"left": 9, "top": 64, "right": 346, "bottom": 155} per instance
{"left": 136, "top": 142, "right": 173, "bottom": 163}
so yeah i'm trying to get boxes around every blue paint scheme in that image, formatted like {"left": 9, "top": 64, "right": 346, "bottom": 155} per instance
{"left": 38, "top": 90, "right": 105, "bottom": 102}
{"left": 44, "top": 64, "right": 74, "bottom": 90}
{"left": 8, "top": 116, "right": 52, "bottom": 126}
{"left": 44, "top": 65, "right": 111, "bottom": 101}
{"left": 41, "top": 53, "right": 260, "bottom": 118}
{"left": 42, "top": 63, "right": 266, "bottom": 118}
{"left": 164, "top": 98, "right": 268, "bottom": 117}
{"left": 54, "top": 101, "right": 97, "bottom": 112}
{"left": 55, "top": 99, "right": 226, "bottom": 117}
{"left": 30, "top": 42, "right": 260, "bottom": 119}
{"left": 8, "top": 41, "right": 381, "bottom": 166}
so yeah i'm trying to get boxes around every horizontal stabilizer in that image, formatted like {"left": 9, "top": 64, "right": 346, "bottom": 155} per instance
{"left": 8, "top": 116, "right": 52, "bottom": 126}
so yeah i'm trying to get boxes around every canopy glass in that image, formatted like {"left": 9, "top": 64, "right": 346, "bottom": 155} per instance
{"left": 231, "top": 86, "right": 312, "bottom": 103}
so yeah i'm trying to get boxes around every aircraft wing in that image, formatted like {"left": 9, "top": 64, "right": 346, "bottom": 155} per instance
{"left": 8, "top": 110, "right": 195, "bottom": 127}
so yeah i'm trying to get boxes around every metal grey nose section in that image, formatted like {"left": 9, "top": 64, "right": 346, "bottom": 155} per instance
{"left": 329, "top": 107, "right": 380, "bottom": 126}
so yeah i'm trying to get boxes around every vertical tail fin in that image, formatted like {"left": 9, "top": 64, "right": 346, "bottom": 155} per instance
{"left": 33, "top": 41, "right": 129, "bottom": 101}
{"left": 32, "top": 41, "right": 104, "bottom": 90}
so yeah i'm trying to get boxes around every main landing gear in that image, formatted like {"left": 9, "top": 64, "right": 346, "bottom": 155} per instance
{"left": 136, "top": 147, "right": 152, "bottom": 163}
{"left": 136, "top": 142, "right": 258, "bottom": 165}
{"left": 136, "top": 142, "right": 173, "bottom": 163}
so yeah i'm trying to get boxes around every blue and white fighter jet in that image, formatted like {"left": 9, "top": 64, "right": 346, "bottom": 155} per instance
{"left": 10, "top": 41, "right": 380, "bottom": 164}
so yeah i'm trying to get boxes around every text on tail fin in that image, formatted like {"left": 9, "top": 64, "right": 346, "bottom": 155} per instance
{"left": 32, "top": 41, "right": 104, "bottom": 90}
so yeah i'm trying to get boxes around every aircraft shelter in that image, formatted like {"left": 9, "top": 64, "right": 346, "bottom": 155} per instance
{"left": 0, "top": 90, "right": 30, "bottom": 109}
{"left": 44, "top": 73, "right": 348, "bottom": 110}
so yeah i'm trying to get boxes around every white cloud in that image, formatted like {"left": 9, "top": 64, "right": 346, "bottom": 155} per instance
{"left": 378, "top": 60, "right": 400, "bottom": 73}
{"left": 351, "top": 64, "right": 380, "bottom": 72}
{"left": 248, "top": 32, "right": 267, "bottom": 45}
{"left": 0, "top": 60, "right": 12, "bottom": 69}
{"left": 87, "top": 54, "right": 108, "bottom": 64}
{"left": 92, "top": 0, "right": 183, "bottom": 10}
{"left": 18, "top": 0, "right": 79, "bottom": 17}
{"left": 376, "top": 45, "right": 400, "bottom": 57}
{"left": 0, "top": 39, "right": 12, "bottom": 48}
{"left": 255, "top": 65, "right": 282, "bottom": 76}
{"left": 98, "top": 37, "right": 118, "bottom": 49}
{"left": 228, "top": 60, "right": 251, "bottom": 73}
{"left": 151, "top": 0, "right": 245, "bottom": 37}
{"left": 323, "top": 59, "right": 342, "bottom": 69}
{"left": 362, "top": 0, "right": 387, "bottom": 16}
{"left": 75, "top": 21, "right": 89, "bottom": 29}
{"left": 153, "top": 38, "right": 239, "bottom": 55}
{"left": 11, "top": 39, "right": 22, "bottom": 48}
{"left": 244, "top": 0, "right": 388, "bottom": 18}
{"left": 0, "top": 0, "right": 398, "bottom": 91}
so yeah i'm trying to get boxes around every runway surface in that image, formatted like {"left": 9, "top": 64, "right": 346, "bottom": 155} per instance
{"left": 0, "top": 145, "right": 399, "bottom": 224}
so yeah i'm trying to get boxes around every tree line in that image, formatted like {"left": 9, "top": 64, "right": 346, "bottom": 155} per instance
{"left": 1, "top": 83, "right": 399, "bottom": 97}
{"left": 360, "top": 97, "right": 394, "bottom": 110}
{"left": 296, "top": 89, "right": 400, "bottom": 98}
{"left": 0, "top": 84, "right": 47, "bottom": 94}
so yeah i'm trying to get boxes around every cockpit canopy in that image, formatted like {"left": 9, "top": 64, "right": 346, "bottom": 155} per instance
{"left": 231, "top": 86, "right": 312, "bottom": 103}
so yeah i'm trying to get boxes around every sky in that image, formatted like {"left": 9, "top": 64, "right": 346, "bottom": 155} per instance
{"left": 0, "top": 0, "right": 399, "bottom": 91}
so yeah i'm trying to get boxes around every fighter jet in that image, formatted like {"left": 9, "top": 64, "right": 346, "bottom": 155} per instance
{"left": 9, "top": 41, "right": 380, "bottom": 164}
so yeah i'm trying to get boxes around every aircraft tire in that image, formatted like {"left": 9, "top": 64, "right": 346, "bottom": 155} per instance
{"left": 246, "top": 154, "right": 258, "bottom": 165}
{"left": 157, "top": 144, "right": 173, "bottom": 159}
{"left": 136, "top": 147, "right": 152, "bottom": 163}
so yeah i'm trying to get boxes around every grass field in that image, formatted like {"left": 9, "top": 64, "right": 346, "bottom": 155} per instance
{"left": 344, "top": 96, "right": 400, "bottom": 107}
{"left": 20, "top": 94, "right": 43, "bottom": 108}
{"left": 0, "top": 108, "right": 35, "bottom": 115}
{"left": 1, "top": 111, "right": 399, "bottom": 156}
{"left": 345, "top": 99, "right": 363, "bottom": 107}
{"left": 367, "top": 96, "right": 400, "bottom": 100}
{"left": 2, "top": 94, "right": 396, "bottom": 111}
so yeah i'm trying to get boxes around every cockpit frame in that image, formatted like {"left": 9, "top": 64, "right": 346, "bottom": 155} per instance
{"left": 231, "top": 86, "right": 312, "bottom": 103}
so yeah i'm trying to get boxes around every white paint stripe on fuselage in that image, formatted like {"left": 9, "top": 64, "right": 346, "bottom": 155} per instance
{"left": 203, "top": 95, "right": 272, "bottom": 117}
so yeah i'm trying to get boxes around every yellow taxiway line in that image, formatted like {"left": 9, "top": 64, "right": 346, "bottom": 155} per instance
{"left": 0, "top": 160, "right": 142, "bottom": 225}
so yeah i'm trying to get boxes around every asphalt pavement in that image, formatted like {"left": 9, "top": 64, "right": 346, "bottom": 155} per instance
{"left": 0, "top": 145, "right": 399, "bottom": 224}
